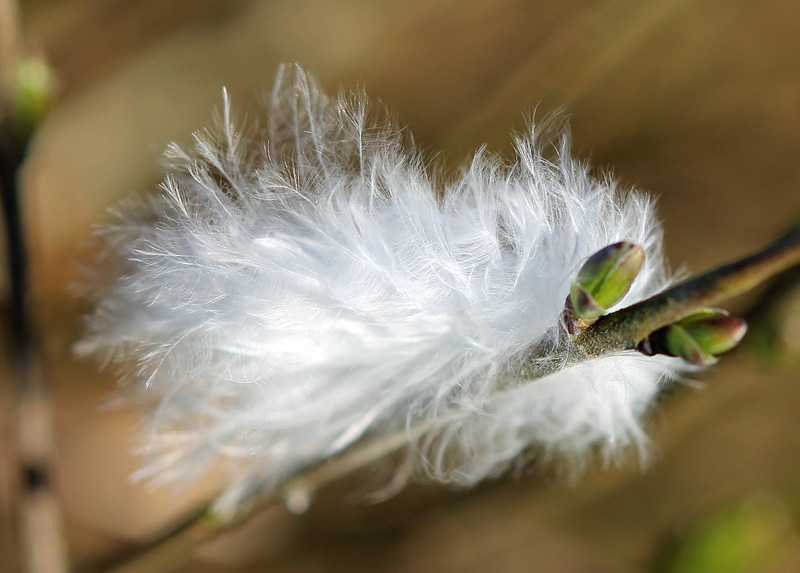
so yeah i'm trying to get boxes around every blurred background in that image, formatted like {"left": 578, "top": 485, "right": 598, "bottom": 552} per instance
{"left": 2, "top": 0, "right": 800, "bottom": 571}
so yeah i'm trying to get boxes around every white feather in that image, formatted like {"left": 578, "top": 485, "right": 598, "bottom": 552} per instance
{"left": 78, "top": 64, "right": 678, "bottom": 507}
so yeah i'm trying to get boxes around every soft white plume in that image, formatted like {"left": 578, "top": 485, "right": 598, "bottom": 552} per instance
{"left": 78, "top": 64, "right": 678, "bottom": 507}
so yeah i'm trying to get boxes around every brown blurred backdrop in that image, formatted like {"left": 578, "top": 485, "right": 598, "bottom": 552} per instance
{"left": 3, "top": 0, "right": 800, "bottom": 571}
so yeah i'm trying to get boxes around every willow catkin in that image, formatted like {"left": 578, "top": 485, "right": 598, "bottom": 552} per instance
{"left": 77, "top": 64, "right": 678, "bottom": 509}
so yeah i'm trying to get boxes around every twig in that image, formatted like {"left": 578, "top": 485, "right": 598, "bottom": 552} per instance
{"left": 743, "top": 225, "right": 800, "bottom": 363}
{"left": 0, "top": 1, "right": 67, "bottom": 570}
{"left": 104, "top": 226, "right": 800, "bottom": 573}
{"left": 438, "top": 0, "right": 691, "bottom": 152}
{"left": 574, "top": 227, "right": 800, "bottom": 357}
{"left": 103, "top": 508, "right": 220, "bottom": 573}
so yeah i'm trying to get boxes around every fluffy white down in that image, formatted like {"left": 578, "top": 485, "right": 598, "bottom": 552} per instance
{"left": 79, "top": 65, "right": 677, "bottom": 506}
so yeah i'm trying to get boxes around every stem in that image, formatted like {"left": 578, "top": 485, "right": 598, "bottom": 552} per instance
{"left": 105, "top": 227, "right": 800, "bottom": 573}
{"left": 575, "top": 227, "right": 800, "bottom": 357}
{"left": 438, "top": 0, "right": 690, "bottom": 152}
{"left": 104, "top": 508, "right": 219, "bottom": 573}
{"left": 1, "top": 2, "right": 67, "bottom": 571}
{"left": 105, "top": 423, "right": 433, "bottom": 573}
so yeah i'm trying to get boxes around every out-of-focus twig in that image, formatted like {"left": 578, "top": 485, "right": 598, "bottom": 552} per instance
{"left": 439, "top": 0, "right": 690, "bottom": 152}
{"left": 0, "top": 0, "right": 66, "bottom": 571}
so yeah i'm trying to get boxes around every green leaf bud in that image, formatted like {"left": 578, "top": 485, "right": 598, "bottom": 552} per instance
{"left": 570, "top": 241, "right": 645, "bottom": 320}
{"left": 640, "top": 309, "right": 748, "bottom": 365}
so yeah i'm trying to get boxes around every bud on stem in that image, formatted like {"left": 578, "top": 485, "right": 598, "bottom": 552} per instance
{"left": 638, "top": 309, "right": 748, "bottom": 365}
{"left": 568, "top": 241, "right": 645, "bottom": 331}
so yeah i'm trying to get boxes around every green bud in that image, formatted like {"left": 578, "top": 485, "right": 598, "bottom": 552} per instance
{"left": 570, "top": 241, "right": 645, "bottom": 320}
{"left": 14, "top": 53, "right": 56, "bottom": 135}
{"left": 640, "top": 309, "right": 748, "bottom": 365}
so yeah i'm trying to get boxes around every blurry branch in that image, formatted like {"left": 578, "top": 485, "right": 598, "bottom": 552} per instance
{"left": 440, "top": 0, "right": 690, "bottom": 152}
{"left": 107, "top": 425, "right": 429, "bottom": 573}
{"left": 0, "top": 0, "right": 22, "bottom": 563}
{"left": 105, "top": 227, "right": 800, "bottom": 573}
{"left": 0, "top": 1, "right": 65, "bottom": 571}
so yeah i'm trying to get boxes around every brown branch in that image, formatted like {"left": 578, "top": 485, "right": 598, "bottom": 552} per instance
{"left": 103, "top": 226, "right": 800, "bottom": 573}
{"left": 1, "top": 2, "right": 67, "bottom": 571}
{"left": 574, "top": 227, "right": 800, "bottom": 357}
